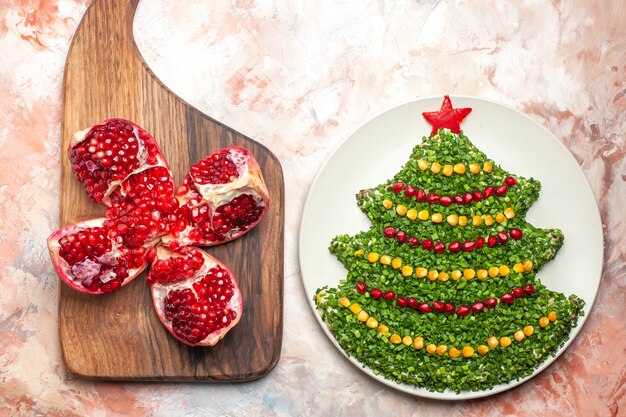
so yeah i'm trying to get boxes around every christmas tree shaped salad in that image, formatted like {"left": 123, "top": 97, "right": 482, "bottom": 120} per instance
{"left": 314, "top": 96, "right": 584, "bottom": 393}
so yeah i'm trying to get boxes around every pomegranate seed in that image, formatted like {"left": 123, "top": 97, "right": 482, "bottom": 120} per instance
{"left": 462, "top": 241, "right": 476, "bottom": 252}
{"left": 440, "top": 196, "right": 452, "bottom": 207}
{"left": 392, "top": 182, "right": 405, "bottom": 193}
{"left": 421, "top": 239, "right": 434, "bottom": 250}
{"left": 471, "top": 302, "right": 484, "bottom": 313}
{"left": 505, "top": 176, "right": 517, "bottom": 186}
{"left": 495, "top": 185, "right": 508, "bottom": 196}
{"left": 419, "top": 303, "right": 431, "bottom": 313}
{"left": 457, "top": 305, "right": 471, "bottom": 316}
{"left": 484, "top": 186, "right": 494, "bottom": 198}
{"left": 487, "top": 235, "right": 498, "bottom": 247}
{"left": 453, "top": 195, "right": 464, "bottom": 205}
{"left": 397, "top": 297, "right": 408, "bottom": 307}
{"left": 512, "top": 287, "right": 525, "bottom": 298}
{"left": 407, "top": 237, "right": 419, "bottom": 247}
{"left": 416, "top": 189, "right": 426, "bottom": 202}
{"left": 501, "top": 293, "right": 514, "bottom": 304}
{"left": 484, "top": 298, "right": 498, "bottom": 308}
{"left": 463, "top": 192, "right": 473, "bottom": 204}
{"left": 382, "top": 291, "right": 396, "bottom": 301}
{"left": 498, "top": 232, "right": 509, "bottom": 244}
{"left": 427, "top": 193, "right": 440, "bottom": 204}
{"left": 433, "top": 300, "right": 445, "bottom": 312}
{"left": 475, "top": 236, "right": 485, "bottom": 248}
{"left": 444, "top": 303, "right": 455, "bottom": 314}
{"left": 510, "top": 228, "right": 523, "bottom": 240}
{"left": 356, "top": 281, "right": 367, "bottom": 294}
{"left": 404, "top": 185, "right": 417, "bottom": 197}
{"left": 523, "top": 284, "right": 535, "bottom": 295}
{"left": 396, "top": 231, "right": 407, "bottom": 243}
{"left": 473, "top": 190, "right": 483, "bottom": 201}
{"left": 434, "top": 242, "right": 446, "bottom": 253}
{"left": 448, "top": 240, "right": 461, "bottom": 252}
{"left": 371, "top": 288, "right": 382, "bottom": 299}
{"left": 408, "top": 297, "right": 419, "bottom": 309}
{"left": 383, "top": 226, "right": 397, "bottom": 238}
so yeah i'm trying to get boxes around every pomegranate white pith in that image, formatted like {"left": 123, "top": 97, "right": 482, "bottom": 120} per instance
{"left": 148, "top": 246, "right": 242, "bottom": 346}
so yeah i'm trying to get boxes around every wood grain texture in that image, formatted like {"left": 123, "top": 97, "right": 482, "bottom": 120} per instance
{"left": 59, "top": 0, "right": 284, "bottom": 381}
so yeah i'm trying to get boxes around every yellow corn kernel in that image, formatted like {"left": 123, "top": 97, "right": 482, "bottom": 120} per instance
{"left": 390, "top": 334, "right": 402, "bottom": 344}
{"left": 469, "top": 163, "right": 480, "bottom": 174}
{"left": 454, "top": 163, "right": 466, "bottom": 174}
{"left": 499, "top": 265, "right": 510, "bottom": 276}
{"left": 406, "top": 209, "right": 418, "bottom": 220}
{"left": 477, "top": 345, "right": 489, "bottom": 355}
{"left": 379, "top": 254, "right": 392, "bottom": 265}
{"left": 382, "top": 199, "right": 393, "bottom": 209}
{"left": 431, "top": 213, "right": 443, "bottom": 223}
{"left": 378, "top": 324, "right": 389, "bottom": 334}
{"left": 488, "top": 267, "right": 500, "bottom": 278}
{"left": 458, "top": 216, "right": 468, "bottom": 227}
{"left": 447, "top": 214, "right": 459, "bottom": 226}
{"left": 523, "top": 326, "right": 535, "bottom": 337}
{"left": 496, "top": 213, "right": 506, "bottom": 223}
{"left": 367, "top": 252, "right": 379, "bottom": 263}
{"left": 451, "top": 270, "right": 462, "bottom": 281}
{"left": 477, "top": 269, "right": 488, "bottom": 280}
{"left": 349, "top": 304, "right": 361, "bottom": 314}
{"left": 524, "top": 260, "right": 533, "bottom": 272}
{"left": 462, "top": 346, "right": 475, "bottom": 358}
{"left": 402, "top": 335, "right": 413, "bottom": 347}
{"left": 514, "top": 330, "right": 525, "bottom": 342}
{"left": 442, "top": 164, "right": 454, "bottom": 177}
{"left": 487, "top": 336, "right": 499, "bottom": 349}
{"left": 338, "top": 297, "right": 351, "bottom": 308}
{"left": 418, "top": 209, "right": 430, "bottom": 221}
{"left": 357, "top": 310, "right": 369, "bottom": 322}
{"left": 483, "top": 161, "right": 493, "bottom": 173}
{"left": 472, "top": 215, "right": 482, "bottom": 226}
{"left": 484, "top": 215, "right": 495, "bottom": 226}
{"left": 413, "top": 336, "right": 424, "bottom": 350}
{"left": 396, "top": 205, "right": 408, "bottom": 216}
{"left": 504, "top": 207, "right": 516, "bottom": 219}
{"left": 366, "top": 316, "right": 378, "bottom": 329}
{"left": 463, "top": 269, "right": 476, "bottom": 280}
{"left": 391, "top": 258, "right": 402, "bottom": 270}
{"left": 401, "top": 265, "right": 414, "bottom": 277}
{"left": 428, "top": 270, "right": 439, "bottom": 281}
{"left": 436, "top": 345, "right": 448, "bottom": 356}
{"left": 500, "top": 336, "right": 512, "bottom": 348}
{"left": 449, "top": 347, "right": 461, "bottom": 358}
{"left": 353, "top": 249, "right": 364, "bottom": 257}
{"left": 539, "top": 317, "right": 550, "bottom": 328}
{"left": 438, "top": 271, "right": 449, "bottom": 282}
{"left": 415, "top": 267, "right": 428, "bottom": 278}
{"left": 548, "top": 311, "right": 557, "bottom": 322}
{"left": 513, "top": 263, "right": 525, "bottom": 273}
{"left": 426, "top": 344, "right": 437, "bottom": 354}
{"left": 417, "top": 159, "right": 429, "bottom": 171}
{"left": 430, "top": 162, "right": 442, "bottom": 174}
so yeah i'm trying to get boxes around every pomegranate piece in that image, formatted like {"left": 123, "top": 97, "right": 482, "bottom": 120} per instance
{"left": 69, "top": 118, "right": 170, "bottom": 206}
{"left": 149, "top": 246, "right": 242, "bottom": 347}
{"left": 166, "top": 146, "right": 269, "bottom": 246}
{"left": 47, "top": 218, "right": 150, "bottom": 294}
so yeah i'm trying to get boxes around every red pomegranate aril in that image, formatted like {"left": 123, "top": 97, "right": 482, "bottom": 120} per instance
{"left": 473, "top": 191, "right": 483, "bottom": 201}
{"left": 510, "top": 228, "right": 523, "bottom": 240}
{"left": 404, "top": 184, "right": 417, "bottom": 197}
{"left": 356, "top": 281, "right": 367, "bottom": 294}
{"left": 427, "top": 193, "right": 440, "bottom": 204}
{"left": 407, "top": 237, "right": 419, "bottom": 247}
{"left": 397, "top": 297, "right": 408, "bottom": 307}
{"left": 392, "top": 181, "right": 405, "bottom": 193}
{"left": 498, "top": 232, "right": 509, "bottom": 244}
{"left": 434, "top": 242, "right": 446, "bottom": 254}
{"left": 421, "top": 239, "right": 434, "bottom": 251}
{"left": 512, "top": 287, "right": 525, "bottom": 298}
{"left": 382, "top": 291, "right": 396, "bottom": 301}
{"left": 463, "top": 192, "right": 473, "bottom": 204}
{"left": 501, "top": 293, "right": 514, "bottom": 304}
{"left": 383, "top": 226, "right": 397, "bottom": 238}
{"left": 408, "top": 297, "right": 419, "bottom": 309}
{"left": 484, "top": 186, "right": 494, "bottom": 198}
{"left": 505, "top": 176, "right": 517, "bottom": 186}
{"left": 475, "top": 236, "right": 485, "bottom": 248}
{"left": 419, "top": 303, "right": 431, "bottom": 313}
{"left": 471, "top": 302, "right": 484, "bottom": 313}
{"left": 462, "top": 241, "right": 476, "bottom": 252}
{"left": 487, "top": 235, "right": 499, "bottom": 247}
{"left": 495, "top": 185, "right": 508, "bottom": 196}
{"left": 371, "top": 288, "right": 382, "bottom": 299}
{"left": 484, "top": 298, "right": 498, "bottom": 308}
{"left": 524, "top": 284, "right": 535, "bottom": 295}
{"left": 444, "top": 303, "right": 455, "bottom": 314}
{"left": 440, "top": 196, "right": 452, "bottom": 207}
{"left": 396, "top": 231, "right": 407, "bottom": 243}
{"left": 448, "top": 240, "right": 461, "bottom": 252}
{"left": 453, "top": 195, "right": 464, "bottom": 205}
{"left": 457, "top": 305, "right": 471, "bottom": 316}
{"left": 416, "top": 189, "right": 426, "bottom": 202}
{"left": 433, "top": 300, "right": 445, "bottom": 312}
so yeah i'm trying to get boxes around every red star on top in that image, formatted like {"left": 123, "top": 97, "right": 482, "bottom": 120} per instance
{"left": 422, "top": 95, "right": 472, "bottom": 135}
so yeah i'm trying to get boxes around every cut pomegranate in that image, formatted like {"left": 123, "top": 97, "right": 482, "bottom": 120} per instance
{"left": 69, "top": 118, "right": 170, "bottom": 206}
{"left": 166, "top": 146, "right": 269, "bottom": 247}
{"left": 47, "top": 218, "right": 150, "bottom": 294}
{"left": 149, "top": 245, "right": 242, "bottom": 346}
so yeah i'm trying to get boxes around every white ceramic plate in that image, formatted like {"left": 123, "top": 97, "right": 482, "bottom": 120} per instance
{"left": 299, "top": 96, "right": 603, "bottom": 400}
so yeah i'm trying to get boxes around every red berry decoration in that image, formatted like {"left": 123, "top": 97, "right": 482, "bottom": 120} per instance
{"left": 392, "top": 182, "right": 404, "bottom": 193}
{"left": 501, "top": 293, "right": 514, "bottom": 304}
{"left": 396, "top": 231, "right": 407, "bottom": 243}
{"left": 457, "top": 305, "right": 471, "bottom": 316}
{"left": 484, "top": 186, "right": 494, "bottom": 198}
{"left": 505, "top": 176, "right": 517, "bottom": 186}
{"left": 356, "top": 281, "right": 367, "bottom": 294}
{"left": 475, "top": 236, "right": 485, "bottom": 248}
{"left": 495, "top": 185, "right": 508, "bottom": 196}
{"left": 473, "top": 190, "right": 483, "bottom": 201}
{"left": 449, "top": 240, "right": 461, "bottom": 252}
{"left": 485, "top": 298, "right": 498, "bottom": 308}
{"left": 462, "top": 241, "right": 476, "bottom": 252}
{"left": 440, "top": 196, "right": 453, "bottom": 207}
{"left": 383, "top": 291, "right": 396, "bottom": 301}
{"left": 463, "top": 192, "right": 473, "bottom": 204}
{"left": 487, "top": 235, "right": 499, "bottom": 247}
{"left": 416, "top": 188, "right": 426, "bottom": 202}
{"left": 434, "top": 242, "right": 446, "bottom": 254}
{"left": 523, "top": 284, "right": 535, "bottom": 295}
{"left": 404, "top": 184, "right": 417, "bottom": 197}
{"left": 444, "top": 303, "right": 455, "bottom": 314}
{"left": 397, "top": 297, "right": 408, "bottom": 307}
{"left": 421, "top": 239, "right": 434, "bottom": 250}
{"left": 419, "top": 303, "right": 431, "bottom": 313}
{"left": 422, "top": 95, "right": 472, "bottom": 134}
{"left": 433, "top": 300, "right": 445, "bottom": 312}
{"left": 510, "top": 228, "right": 523, "bottom": 240}
{"left": 407, "top": 237, "right": 419, "bottom": 247}
{"left": 408, "top": 297, "right": 419, "bottom": 309}
{"left": 383, "top": 226, "right": 396, "bottom": 238}
{"left": 471, "top": 302, "right": 484, "bottom": 313}
{"left": 371, "top": 288, "right": 382, "bottom": 299}
{"left": 427, "top": 192, "right": 440, "bottom": 204}
{"left": 453, "top": 195, "right": 464, "bottom": 205}
{"left": 512, "top": 287, "right": 525, "bottom": 298}
{"left": 498, "top": 232, "right": 509, "bottom": 244}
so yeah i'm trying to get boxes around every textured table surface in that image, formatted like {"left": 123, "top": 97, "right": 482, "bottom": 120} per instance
{"left": 1, "top": 0, "right": 624, "bottom": 416}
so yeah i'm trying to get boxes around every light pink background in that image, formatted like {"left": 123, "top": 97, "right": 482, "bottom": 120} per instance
{"left": 1, "top": 0, "right": 624, "bottom": 415}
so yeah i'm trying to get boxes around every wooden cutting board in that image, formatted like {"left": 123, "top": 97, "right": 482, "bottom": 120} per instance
{"left": 59, "top": 0, "right": 284, "bottom": 380}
